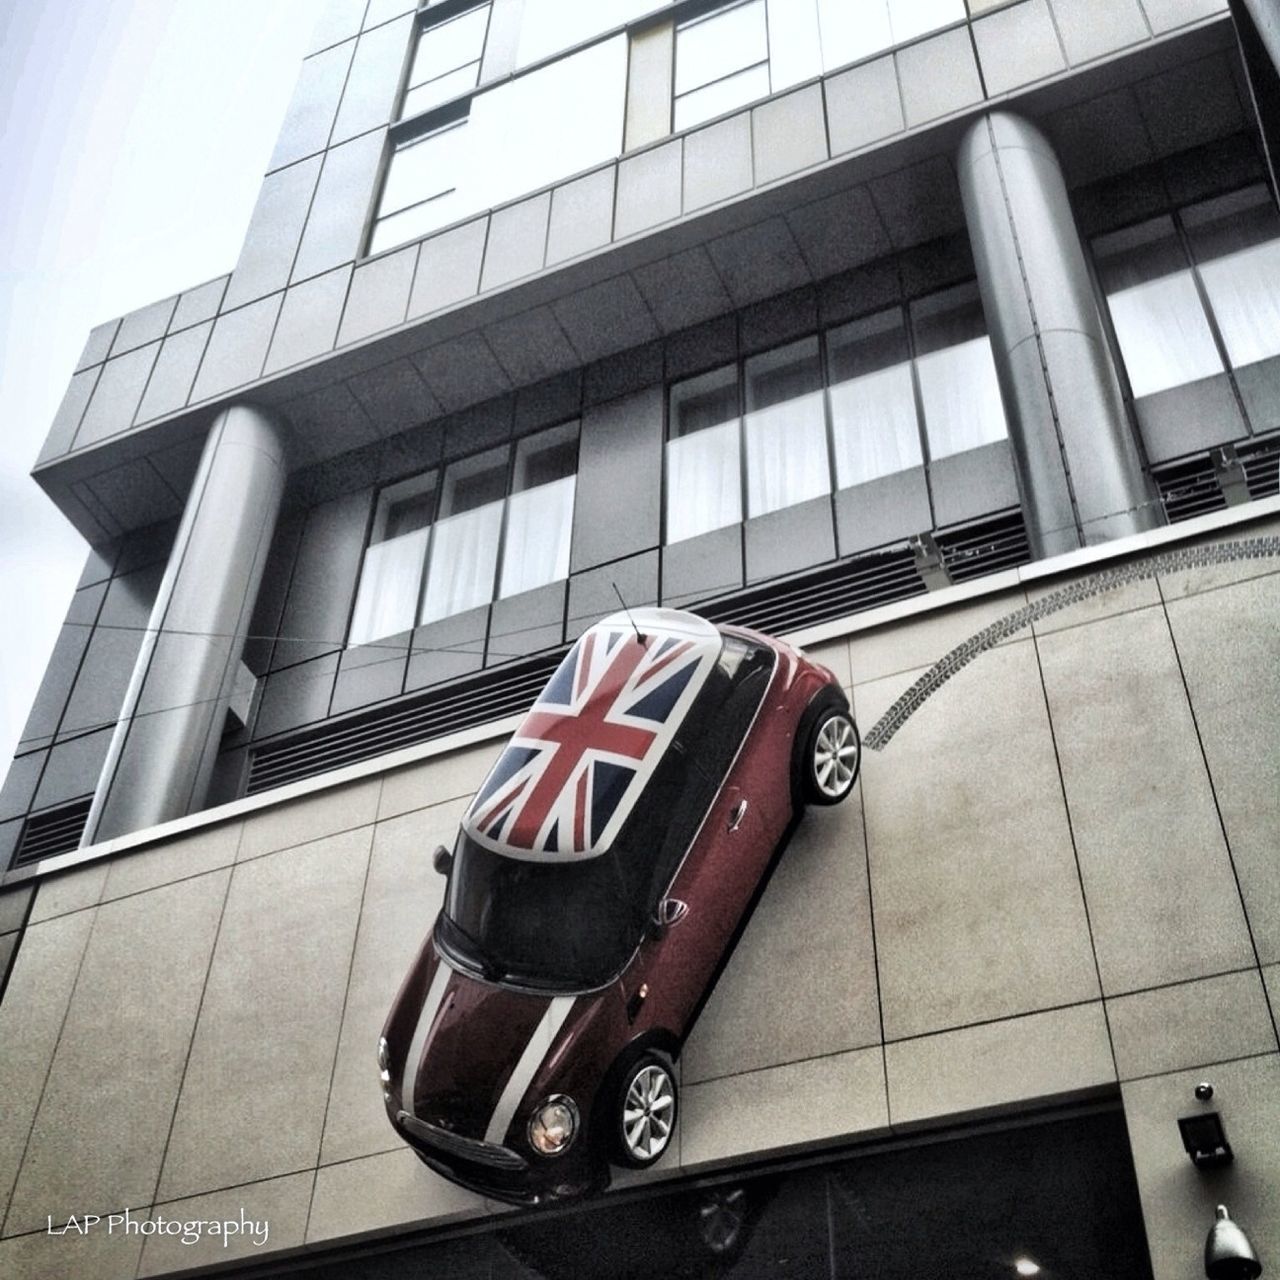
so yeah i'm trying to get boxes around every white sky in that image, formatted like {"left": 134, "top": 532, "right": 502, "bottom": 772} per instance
{"left": 0, "top": 0, "right": 316, "bottom": 769}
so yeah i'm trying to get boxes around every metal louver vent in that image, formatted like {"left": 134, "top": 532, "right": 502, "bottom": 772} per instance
{"left": 935, "top": 509, "right": 1032, "bottom": 582}
{"left": 697, "top": 544, "right": 924, "bottom": 634}
{"left": 246, "top": 654, "right": 563, "bottom": 796}
{"left": 1153, "top": 454, "right": 1226, "bottom": 524}
{"left": 244, "top": 510, "right": 1029, "bottom": 795}
{"left": 14, "top": 798, "right": 92, "bottom": 865}
{"left": 1240, "top": 432, "right": 1280, "bottom": 501}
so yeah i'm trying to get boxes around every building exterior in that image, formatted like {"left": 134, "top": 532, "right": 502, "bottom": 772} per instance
{"left": 1, "top": 0, "right": 1279, "bottom": 1275}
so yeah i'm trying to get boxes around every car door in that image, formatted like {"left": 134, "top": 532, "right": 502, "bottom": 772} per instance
{"left": 621, "top": 642, "right": 780, "bottom": 1039}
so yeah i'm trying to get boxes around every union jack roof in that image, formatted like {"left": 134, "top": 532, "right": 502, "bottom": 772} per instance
{"left": 462, "top": 609, "right": 723, "bottom": 862}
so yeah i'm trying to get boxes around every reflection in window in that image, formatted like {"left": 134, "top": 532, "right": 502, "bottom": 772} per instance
{"left": 500, "top": 424, "right": 578, "bottom": 599}
{"left": 348, "top": 474, "right": 436, "bottom": 646}
{"left": 744, "top": 338, "right": 829, "bottom": 516}
{"left": 828, "top": 309, "right": 922, "bottom": 487}
{"left": 369, "top": 114, "right": 468, "bottom": 254}
{"left": 1094, "top": 217, "right": 1225, "bottom": 398}
{"left": 667, "top": 365, "right": 741, "bottom": 543}
{"left": 516, "top": 0, "right": 662, "bottom": 67}
{"left": 911, "top": 284, "right": 1007, "bottom": 459}
{"left": 1183, "top": 185, "right": 1280, "bottom": 370}
{"left": 369, "top": 37, "right": 627, "bottom": 257}
{"left": 421, "top": 448, "right": 509, "bottom": 625}
{"left": 401, "top": 5, "right": 491, "bottom": 119}
{"left": 674, "top": 0, "right": 769, "bottom": 130}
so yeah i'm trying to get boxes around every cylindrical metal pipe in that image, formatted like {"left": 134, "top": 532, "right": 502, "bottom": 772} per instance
{"left": 83, "top": 403, "right": 289, "bottom": 844}
{"left": 957, "top": 111, "right": 1161, "bottom": 556}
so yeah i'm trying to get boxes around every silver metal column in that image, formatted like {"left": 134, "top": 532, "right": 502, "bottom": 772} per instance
{"left": 958, "top": 111, "right": 1161, "bottom": 557}
{"left": 1240, "top": 0, "right": 1280, "bottom": 71}
{"left": 83, "top": 404, "right": 289, "bottom": 844}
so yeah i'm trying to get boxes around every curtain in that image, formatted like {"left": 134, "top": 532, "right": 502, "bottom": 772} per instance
{"left": 915, "top": 337, "right": 1007, "bottom": 459}
{"left": 744, "top": 390, "right": 830, "bottom": 516}
{"left": 420, "top": 503, "right": 503, "bottom": 624}
{"left": 348, "top": 528, "right": 430, "bottom": 647}
{"left": 829, "top": 363, "right": 922, "bottom": 487}
{"left": 667, "top": 421, "right": 741, "bottom": 542}
{"left": 500, "top": 476, "right": 575, "bottom": 598}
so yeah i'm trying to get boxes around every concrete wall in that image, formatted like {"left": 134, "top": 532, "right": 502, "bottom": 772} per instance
{"left": 0, "top": 516, "right": 1274, "bottom": 1278}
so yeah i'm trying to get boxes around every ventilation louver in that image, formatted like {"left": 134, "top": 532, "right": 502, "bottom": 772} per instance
{"left": 14, "top": 798, "right": 92, "bottom": 866}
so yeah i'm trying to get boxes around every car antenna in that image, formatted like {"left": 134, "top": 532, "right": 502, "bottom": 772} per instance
{"left": 611, "top": 582, "right": 646, "bottom": 645}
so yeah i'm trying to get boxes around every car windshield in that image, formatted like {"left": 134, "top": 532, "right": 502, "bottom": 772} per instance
{"left": 440, "top": 836, "right": 646, "bottom": 991}
{"left": 439, "top": 633, "right": 776, "bottom": 991}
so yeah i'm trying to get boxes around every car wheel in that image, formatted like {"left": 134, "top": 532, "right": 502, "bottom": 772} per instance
{"left": 613, "top": 1054, "right": 678, "bottom": 1169}
{"left": 803, "top": 705, "right": 860, "bottom": 805}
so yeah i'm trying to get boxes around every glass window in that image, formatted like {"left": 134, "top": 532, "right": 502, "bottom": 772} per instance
{"left": 348, "top": 474, "right": 437, "bottom": 647}
{"left": 1183, "top": 185, "right": 1280, "bottom": 370}
{"left": 766, "top": 0, "right": 823, "bottom": 91}
{"left": 468, "top": 36, "right": 627, "bottom": 211}
{"left": 402, "top": 5, "right": 490, "bottom": 119}
{"left": 516, "top": 0, "right": 664, "bottom": 67}
{"left": 369, "top": 37, "right": 627, "bottom": 257}
{"left": 420, "top": 447, "right": 508, "bottom": 624}
{"left": 911, "top": 283, "right": 1007, "bottom": 459}
{"left": 827, "top": 307, "right": 923, "bottom": 488}
{"left": 743, "top": 337, "right": 829, "bottom": 516}
{"left": 816, "top": 0, "right": 893, "bottom": 68}
{"left": 666, "top": 364, "right": 742, "bottom": 543}
{"left": 674, "top": 0, "right": 769, "bottom": 130}
{"left": 500, "top": 423, "right": 578, "bottom": 599}
{"left": 369, "top": 115, "right": 468, "bottom": 254}
{"left": 888, "top": 0, "right": 966, "bottom": 43}
{"left": 1094, "top": 217, "right": 1225, "bottom": 398}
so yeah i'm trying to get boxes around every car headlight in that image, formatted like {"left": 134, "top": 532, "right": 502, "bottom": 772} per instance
{"left": 527, "top": 1096, "right": 579, "bottom": 1157}
{"left": 377, "top": 1037, "right": 392, "bottom": 1094}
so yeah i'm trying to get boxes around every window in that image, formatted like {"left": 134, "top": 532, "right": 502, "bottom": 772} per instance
{"left": 499, "top": 423, "right": 578, "bottom": 599}
{"left": 672, "top": 0, "right": 967, "bottom": 130}
{"left": 369, "top": 112, "right": 469, "bottom": 255}
{"left": 401, "top": 4, "right": 491, "bottom": 120}
{"left": 910, "top": 283, "right": 1006, "bottom": 459}
{"left": 827, "top": 308, "right": 922, "bottom": 487}
{"left": 348, "top": 425, "right": 579, "bottom": 646}
{"left": 1093, "top": 217, "right": 1224, "bottom": 398}
{"left": 420, "top": 446, "right": 509, "bottom": 624}
{"left": 663, "top": 286, "right": 1008, "bottom": 545}
{"left": 666, "top": 364, "right": 742, "bottom": 542}
{"left": 743, "top": 338, "right": 828, "bottom": 516}
{"left": 348, "top": 474, "right": 436, "bottom": 646}
{"left": 1182, "top": 186, "right": 1280, "bottom": 371}
{"left": 674, "top": 0, "right": 769, "bottom": 131}
{"left": 369, "top": 37, "right": 626, "bottom": 257}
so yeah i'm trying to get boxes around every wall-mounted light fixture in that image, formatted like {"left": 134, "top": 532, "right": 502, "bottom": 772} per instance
{"left": 1204, "top": 1205, "right": 1262, "bottom": 1280}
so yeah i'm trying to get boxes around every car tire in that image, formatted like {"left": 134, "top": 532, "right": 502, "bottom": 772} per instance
{"left": 612, "top": 1053, "right": 678, "bottom": 1169}
{"left": 802, "top": 703, "right": 860, "bottom": 805}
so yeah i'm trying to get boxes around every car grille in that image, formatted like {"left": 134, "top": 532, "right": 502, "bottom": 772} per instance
{"left": 397, "top": 1111, "right": 528, "bottom": 1171}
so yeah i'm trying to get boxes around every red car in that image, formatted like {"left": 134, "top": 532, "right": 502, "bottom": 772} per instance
{"left": 379, "top": 608, "right": 859, "bottom": 1205}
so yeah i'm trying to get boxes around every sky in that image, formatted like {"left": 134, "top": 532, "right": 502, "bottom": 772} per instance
{"left": 0, "top": 0, "right": 316, "bottom": 768}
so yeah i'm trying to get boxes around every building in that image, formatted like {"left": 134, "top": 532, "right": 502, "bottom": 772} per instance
{"left": 1, "top": 0, "right": 1279, "bottom": 1274}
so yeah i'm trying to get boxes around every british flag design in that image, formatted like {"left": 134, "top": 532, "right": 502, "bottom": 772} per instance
{"left": 462, "top": 610, "right": 720, "bottom": 861}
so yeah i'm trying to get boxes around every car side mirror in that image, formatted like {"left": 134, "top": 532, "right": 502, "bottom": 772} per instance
{"left": 432, "top": 844, "right": 453, "bottom": 876}
{"left": 647, "top": 897, "right": 688, "bottom": 941}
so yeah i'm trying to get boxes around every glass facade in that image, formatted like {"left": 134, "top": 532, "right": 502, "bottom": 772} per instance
{"left": 370, "top": 35, "right": 627, "bottom": 255}
{"left": 665, "top": 285, "right": 1008, "bottom": 543}
{"left": 674, "top": 0, "right": 967, "bottom": 129}
{"left": 401, "top": 4, "right": 491, "bottom": 120}
{"left": 348, "top": 423, "right": 579, "bottom": 645}
{"left": 1093, "top": 183, "right": 1280, "bottom": 404}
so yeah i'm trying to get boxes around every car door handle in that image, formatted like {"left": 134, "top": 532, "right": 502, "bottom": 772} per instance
{"left": 728, "top": 799, "right": 748, "bottom": 832}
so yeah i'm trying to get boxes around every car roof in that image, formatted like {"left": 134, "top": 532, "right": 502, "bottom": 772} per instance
{"left": 461, "top": 608, "right": 723, "bottom": 863}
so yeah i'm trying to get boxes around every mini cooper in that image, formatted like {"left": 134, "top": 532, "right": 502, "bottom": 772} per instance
{"left": 379, "top": 608, "right": 859, "bottom": 1205}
